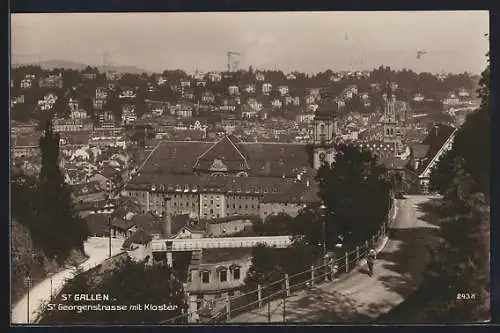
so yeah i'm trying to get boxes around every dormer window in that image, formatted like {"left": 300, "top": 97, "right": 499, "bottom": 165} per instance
{"left": 201, "top": 270, "right": 210, "bottom": 283}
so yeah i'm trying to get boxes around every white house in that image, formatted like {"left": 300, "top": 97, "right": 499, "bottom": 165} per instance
{"left": 271, "top": 99, "right": 283, "bottom": 108}
{"left": 262, "top": 83, "right": 272, "bottom": 95}
{"left": 228, "top": 85, "right": 239, "bottom": 96}
{"left": 180, "top": 80, "right": 192, "bottom": 88}
{"left": 278, "top": 85, "right": 289, "bottom": 96}
{"left": 255, "top": 72, "right": 265, "bottom": 81}
{"left": 244, "top": 84, "right": 256, "bottom": 93}
{"left": 286, "top": 73, "right": 296, "bottom": 80}
{"left": 413, "top": 94, "right": 425, "bottom": 102}
{"left": 208, "top": 72, "right": 222, "bottom": 82}
{"left": 119, "top": 89, "right": 136, "bottom": 99}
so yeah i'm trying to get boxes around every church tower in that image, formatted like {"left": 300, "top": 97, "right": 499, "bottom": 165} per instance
{"left": 312, "top": 104, "right": 337, "bottom": 169}
{"left": 382, "top": 82, "right": 398, "bottom": 143}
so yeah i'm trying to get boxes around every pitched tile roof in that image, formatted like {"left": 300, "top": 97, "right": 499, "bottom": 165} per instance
{"left": 84, "top": 214, "right": 110, "bottom": 235}
{"left": 110, "top": 217, "right": 135, "bottom": 230}
{"left": 140, "top": 141, "right": 212, "bottom": 174}
{"left": 193, "top": 136, "right": 250, "bottom": 172}
{"left": 138, "top": 136, "right": 313, "bottom": 178}
{"left": 410, "top": 144, "right": 430, "bottom": 159}
{"left": 416, "top": 124, "right": 456, "bottom": 174}
{"left": 122, "top": 229, "right": 153, "bottom": 249}
{"left": 201, "top": 248, "right": 252, "bottom": 264}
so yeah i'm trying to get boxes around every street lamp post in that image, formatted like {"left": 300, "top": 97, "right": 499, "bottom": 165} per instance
{"left": 319, "top": 204, "right": 327, "bottom": 255}
{"left": 108, "top": 214, "right": 112, "bottom": 257}
{"left": 50, "top": 277, "right": 53, "bottom": 301}
{"left": 24, "top": 275, "right": 32, "bottom": 324}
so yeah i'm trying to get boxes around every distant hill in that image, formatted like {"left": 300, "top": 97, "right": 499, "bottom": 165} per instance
{"left": 12, "top": 59, "right": 153, "bottom": 75}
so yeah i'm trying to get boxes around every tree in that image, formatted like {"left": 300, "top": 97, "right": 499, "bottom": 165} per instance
{"left": 31, "top": 121, "right": 90, "bottom": 262}
{"left": 315, "top": 144, "right": 392, "bottom": 248}
{"left": 252, "top": 213, "right": 294, "bottom": 236}
{"left": 385, "top": 52, "right": 490, "bottom": 322}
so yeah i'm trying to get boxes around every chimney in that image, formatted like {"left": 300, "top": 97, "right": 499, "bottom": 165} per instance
{"left": 434, "top": 124, "right": 439, "bottom": 136}
{"left": 306, "top": 180, "right": 310, "bottom": 188}
{"left": 164, "top": 197, "right": 172, "bottom": 237}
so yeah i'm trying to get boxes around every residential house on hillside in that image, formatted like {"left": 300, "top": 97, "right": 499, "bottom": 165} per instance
{"left": 458, "top": 88, "right": 470, "bottom": 98}
{"left": 278, "top": 85, "right": 289, "bottom": 96}
{"left": 413, "top": 93, "right": 425, "bottom": 102}
{"left": 97, "top": 111, "right": 116, "bottom": 127}
{"left": 180, "top": 79, "right": 192, "bottom": 88}
{"left": 121, "top": 104, "right": 137, "bottom": 125}
{"left": 157, "top": 76, "right": 167, "bottom": 86}
{"left": 202, "top": 92, "right": 216, "bottom": 104}
{"left": 262, "top": 83, "right": 272, "bottom": 95}
{"left": 442, "top": 92, "right": 460, "bottom": 106}
{"left": 38, "top": 93, "right": 58, "bottom": 111}
{"left": 271, "top": 98, "right": 283, "bottom": 109}
{"left": 119, "top": 88, "right": 136, "bottom": 99}
{"left": 71, "top": 181, "right": 107, "bottom": 204}
{"left": 81, "top": 72, "right": 97, "bottom": 81}
{"left": 407, "top": 124, "right": 457, "bottom": 193}
{"left": 241, "top": 105, "right": 259, "bottom": 119}
{"left": 304, "top": 95, "right": 316, "bottom": 105}
{"left": 256, "top": 72, "right": 265, "bottom": 81}
{"left": 286, "top": 73, "right": 297, "bottom": 80}
{"left": 146, "top": 99, "right": 169, "bottom": 116}
{"left": 183, "top": 89, "right": 195, "bottom": 101}
{"left": 96, "top": 86, "right": 108, "bottom": 98}
{"left": 20, "top": 78, "right": 34, "bottom": 89}
{"left": 228, "top": 85, "right": 239, "bottom": 96}
{"left": 38, "top": 73, "right": 63, "bottom": 89}
{"left": 208, "top": 72, "right": 222, "bottom": 83}
{"left": 246, "top": 98, "right": 262, "bottom": 111}
{"left": 196, "top": 80, "right": 207, "bottom": 88}
{"left": 244, "top": 84, "right": 256, "bottom": 93}
{"left": 89, "top": 167, "right": 122, "bottom": 192}
{"left": 170, "top": 102, "right": 194, "bottom": 118}
{"left": 93, "top": 97, "right": 105, "bottom": 111}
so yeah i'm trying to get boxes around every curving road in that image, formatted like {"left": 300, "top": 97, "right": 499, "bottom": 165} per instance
{"left": 229, "top": 195, "right": 441, "bottom": 323}
{"left": 11, "top": 237, "right": 124, "bottom": 325}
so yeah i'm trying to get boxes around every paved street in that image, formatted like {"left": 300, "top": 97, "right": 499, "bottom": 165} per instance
{"left": 229, "top": 195, "right": 441, "bottom": 323}
{"left": 11, "top": 237, "right": 124, "bottom": 324}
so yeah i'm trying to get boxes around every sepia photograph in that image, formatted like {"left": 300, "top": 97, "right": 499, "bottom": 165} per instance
{"left": 10, "top": 11, "right": 490, "bottom": 325}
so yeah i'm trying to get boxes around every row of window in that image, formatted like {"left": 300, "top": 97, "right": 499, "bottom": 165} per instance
{"left": 199, "top": 267, "right": 241, "bottom": 284}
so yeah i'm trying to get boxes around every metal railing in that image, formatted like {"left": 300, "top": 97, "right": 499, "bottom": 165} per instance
{"left": 160, "top": 220, "right": 391, "bottom": 324}
{"left": 151, "top": 236, "right": 293, "bottom": 252}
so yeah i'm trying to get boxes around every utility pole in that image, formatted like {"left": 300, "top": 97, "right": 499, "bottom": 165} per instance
{"left": 282, "top": 283, "right": 286, "bottom": 323}
{"left": 267, "top": 288, "right": 271, "bottom": 322}
{"left": 24, "top": 275, "right": 32, "bottom": 324}
{"left": 108, "top": 213, "right": 112, "bottom": 257}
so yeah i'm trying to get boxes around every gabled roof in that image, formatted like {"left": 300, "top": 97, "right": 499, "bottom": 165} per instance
{"left": 84, "top": 214, "right": 109, "bottom": 235}
{"left": 193, "top": 135, "right": 250, "bottom": 172}
{"left": 410, "top": 144, "right": 430, "bottom": 159}
{"left": 111, "top": 217, "right": 135, "bottom": 231}
{"left": 416, "top": 124, "right": 456, "bottom": 175}
{"left": 122, "top": 229, "right": 153, "bottom": 249}
{"left": 138, "top": 137, "right": 312, "bottom": 178}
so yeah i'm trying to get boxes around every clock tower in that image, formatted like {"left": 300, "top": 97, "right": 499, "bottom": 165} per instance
{"left": 312, "top": 104, "right": 337, "bottom": 169}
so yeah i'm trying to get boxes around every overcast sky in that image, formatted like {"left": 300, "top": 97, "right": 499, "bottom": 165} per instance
{"left": 11, "top": 11, "right": 489, "bottom": 75}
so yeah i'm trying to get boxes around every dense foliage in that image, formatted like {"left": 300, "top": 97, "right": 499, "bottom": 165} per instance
{"left": 39, "top": 258, "right": 188, "bottom": 324}
{"left": 244, "top": 144, "right": 392, "bottom": 293}
{"left": 11, "top": 121, "right": 89, "bottom": 263}
{"left": 384, "top": 54, "right": 490, "bottom": 322}
{"left": 11, "top": 64, "right": 477, "bottom": 123}
{"left": 316, "top": 144, "right": 392, "bottom": 247}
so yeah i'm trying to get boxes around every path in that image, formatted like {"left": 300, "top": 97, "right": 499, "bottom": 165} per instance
{"left": 11, "top": 237, "right": 124, "bottom": 324}
{"left": 229, "top": 195, "right": 441, "bottom": 323}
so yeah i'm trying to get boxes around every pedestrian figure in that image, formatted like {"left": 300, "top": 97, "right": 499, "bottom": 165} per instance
{"left": 367, "top": 249, "right": 377, "bottom": 276}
